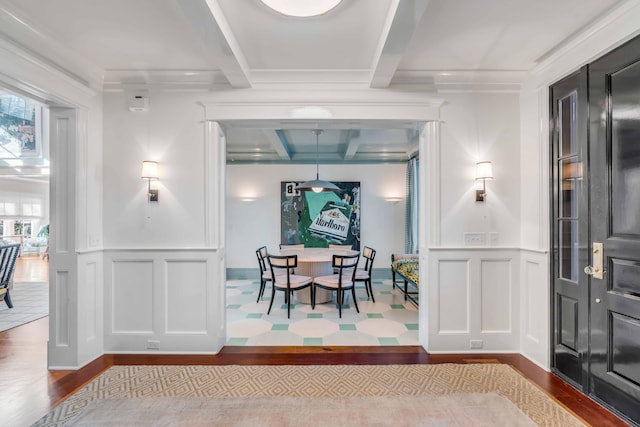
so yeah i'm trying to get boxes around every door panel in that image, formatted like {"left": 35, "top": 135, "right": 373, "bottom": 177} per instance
{"left": 550, "top": 70, "right": 589, "bottom": 389}
{"left": 589, "top": 35, "right": 640, "bottom": 424}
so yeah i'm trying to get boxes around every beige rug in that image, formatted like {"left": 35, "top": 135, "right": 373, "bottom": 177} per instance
{"left": 34, "top": 364, "right": 586, "bottom": 426}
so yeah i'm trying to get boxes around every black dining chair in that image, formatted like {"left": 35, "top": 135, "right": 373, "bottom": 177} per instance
{"left": 266, "top": 254, "right": 313, "bottom": 318}
{"left": 353, "top": 246, "right": 376, "bottom": 302}
{"left": 313, "top": 253, "right": 360, "bottom": 318}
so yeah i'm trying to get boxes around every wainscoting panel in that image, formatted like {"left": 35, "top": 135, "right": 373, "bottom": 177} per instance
{"left": 104, "top": 249, "right": 222, "bottom": 353}
{"left": 480, "top": 259, "right": 512, "bottom": 333}
{"left": 54, "top": 270, "right": 70, "bottom": 347}
{"left": 520, "top": 250, "right": 550, "bottom": 369}
{"left": 427, "top": 249, "right": 519, "bottom": 353}
{"left": 111, "top": 260, "right": 154, "bottom": 334}
{"left": 437, "top": 260, "right": 470, "bottom": 333}
{"left": 165, "top": 260, "right": 208, "bottom": 334}
{"left": 77, "top": 252, "right": 104, "bottom": 365}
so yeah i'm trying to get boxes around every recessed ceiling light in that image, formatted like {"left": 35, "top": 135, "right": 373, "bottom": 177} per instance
{"left": 260, "top": 0, "right": 343, "bottom": 17}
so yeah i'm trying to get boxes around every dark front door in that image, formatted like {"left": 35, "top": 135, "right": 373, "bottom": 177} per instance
{"left": 588, "top": 36, "right": 640, "bottom": 423}
{"left": 550, "top": 69, "right": 590, "bottom": 390}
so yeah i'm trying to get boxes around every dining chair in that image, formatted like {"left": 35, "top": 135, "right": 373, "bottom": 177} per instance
{"left": 353, "top": 246, "right": 376, "bottom": 302}
{"left": 328, "top": 244, "right": 352, "bottom": 273}
{"left": 279, "top": 244, "right": 305, "bottom": 249}
{"left": 255, "top": 246, "right": 271, "bottom": 302}
{"left": 0, "top": 243, "right": 21, "bottom": 309}
{"left": 313, "top": 253, "right": 360, "bottom": 318}
{"left": 266, "top": 254, "right": 313, "bottom": 318}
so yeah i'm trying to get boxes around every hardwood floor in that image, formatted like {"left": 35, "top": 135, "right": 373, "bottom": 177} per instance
{"left": 13, "top": 254, "right": 49, "bottom": 283}
{"left": 1, "top": 257, "right": 630, "bottom": 426}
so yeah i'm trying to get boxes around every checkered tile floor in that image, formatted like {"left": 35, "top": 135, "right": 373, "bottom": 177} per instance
{"left": 226, "top": 278, "right": 419, "bottom": 346}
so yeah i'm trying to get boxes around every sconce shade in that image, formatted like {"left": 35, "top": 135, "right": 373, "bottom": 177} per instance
{"left": 475, "top": 161, "right": 493, "bottom": 180}
{"left": 141, "top": 161, "right": 159, "bottom": 180}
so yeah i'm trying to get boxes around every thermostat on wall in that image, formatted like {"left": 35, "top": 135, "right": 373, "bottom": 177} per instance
{"left": 129, "top": 96, "right": 149, "bottom": 112}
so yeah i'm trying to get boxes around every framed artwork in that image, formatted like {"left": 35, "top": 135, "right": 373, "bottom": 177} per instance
{"left": 281, "top": 181, "right": 360, "bottom": 250}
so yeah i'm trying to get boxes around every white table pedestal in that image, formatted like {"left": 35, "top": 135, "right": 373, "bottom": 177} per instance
{"left": 296, "top": 260, "right": 333, "bottom": 304}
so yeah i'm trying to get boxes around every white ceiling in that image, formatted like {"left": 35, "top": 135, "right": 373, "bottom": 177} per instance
{"left": 0, "top": 0, "right": 624, "bottom": 163}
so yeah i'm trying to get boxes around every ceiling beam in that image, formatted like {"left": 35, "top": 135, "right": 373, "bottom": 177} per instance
{"left": 343, "top": 130, "right": 361, "bottom": 161}
{"left": 177, "top": 0, "right": 251, "bottom": 88}
{"left": 369, "top": 0, "right": 431, "bottom": 88}
{"left": 267, "top": 130, "right": 291, "bottom": 160}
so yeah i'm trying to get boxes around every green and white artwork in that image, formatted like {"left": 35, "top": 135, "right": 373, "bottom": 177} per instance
{"left": 281, "top": 181, "right": 360, "bottom": 250}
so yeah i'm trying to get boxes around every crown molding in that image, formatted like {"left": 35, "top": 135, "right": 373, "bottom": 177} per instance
{"left": 392, "top": 69, "right": 526, "bottom": 93}
{"left": 530, "top": 0, "right": 640, "bottom": 85}
{"left": 103, "top": 69, "right": 231, "bottom": 92}
{"left": 0, "top": 3, "right": 103, "bottom": 91}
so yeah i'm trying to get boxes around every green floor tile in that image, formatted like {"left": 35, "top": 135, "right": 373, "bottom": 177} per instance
{"left": 378, "top": 337, "right": 399, "bottom": 345}
{"left": 241, "top": 291, "right": 254, "bottom": 295}
{"left": 247, "top": 313, "right": 263, "bottom": 319}
{"left": 227, "top": 304, "right": 241, "bottom": 309}
{"left": 380, "top": 291, "right": 392, "bottom": 294}
{"left": 304, "top": 338, "right": 323, "bottom": 346}
{"left": 339, "top": 324, "right": 356, "bottom": 331}
{"left": 272, "top": 324, "right": 289, "bottom": 331}
{"left": 405, "top": 323, "right": 419, "bottom": 330}
{"left": 367, "top": 313, "right": 383, "bottom": 318}
{"left": 391, "top": 304, "right": 405, "bottom": 309}
{"left": 307, "top": 313, "right": 323, "bottom": 319}
{"left": 227, "top": 338, "right": 248, "bottom": 345}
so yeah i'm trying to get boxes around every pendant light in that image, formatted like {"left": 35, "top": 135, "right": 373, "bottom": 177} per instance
{"left": 296, "top": 129, "right": 339, "bottom": 193}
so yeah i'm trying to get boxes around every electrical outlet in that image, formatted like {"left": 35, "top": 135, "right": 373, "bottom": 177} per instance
{"left": 470, "top": 340, "right": 483, "bottom": 349}
{"left": 147, "top": 340, "right": 160, "bottom": 350}
{"left": 464, "top": 232, "right": 486, "bottom": 246}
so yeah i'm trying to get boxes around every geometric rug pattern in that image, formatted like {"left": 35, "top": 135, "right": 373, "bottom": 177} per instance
{"left": 34, "top": 364, "right": 586, "bottom": 426}
{"left": 0, "top": 281, "right": 48, "bottom": 332}
{"left": 227, "top": 278, "right": 419, "bottom": 346}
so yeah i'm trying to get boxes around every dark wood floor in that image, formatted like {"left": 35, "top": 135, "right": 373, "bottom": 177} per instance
{"left": 0, "top": 317, "right": 631, "bottom": 427}
{"left": 0, "top": 257, "right": 630, "bottom": 426}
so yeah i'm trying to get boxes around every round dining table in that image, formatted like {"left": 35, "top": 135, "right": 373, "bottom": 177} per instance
{"left": 276, "top": 247, "right": 359, "bottom": 304}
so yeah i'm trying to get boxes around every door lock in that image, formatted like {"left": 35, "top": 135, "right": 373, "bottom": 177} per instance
{"left": 584, "top": 243, "right": 604, "bottom": 279}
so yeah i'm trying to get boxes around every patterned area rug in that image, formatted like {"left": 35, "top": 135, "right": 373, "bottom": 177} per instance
{"left": 35, "top": 364, "right": 585, "bottom": 426}
{"left": 0, "top": 281, "right": 48, "bottom": 332}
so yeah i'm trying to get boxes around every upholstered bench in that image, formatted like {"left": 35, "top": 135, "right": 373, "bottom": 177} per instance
{"left": 391, "top": 254, "right": 419, "bottom": 306}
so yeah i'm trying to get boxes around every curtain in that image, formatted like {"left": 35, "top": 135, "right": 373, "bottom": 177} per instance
{"left": 405, "top": 156, "right": 419, "bottom": 253}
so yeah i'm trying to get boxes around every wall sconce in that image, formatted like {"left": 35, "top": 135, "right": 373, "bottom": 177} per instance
{"left": 141, "top": 160, "right": 159, "bottom": 202}
{"left": 475, "top": 161, "right": 493, "bottom": 202}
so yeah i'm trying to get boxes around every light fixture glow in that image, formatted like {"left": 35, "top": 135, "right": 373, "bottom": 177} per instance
{"left": 260, "top": 0, "right": 342, "bottom": 17}
{"left": 141, "top": 160, "right": 159, "bottom": 202}
{"left": 474, "top": 161, "right": 493, "bottom": 202}
{"left": 296, "top": 130, "right": 339, "bottom": 193}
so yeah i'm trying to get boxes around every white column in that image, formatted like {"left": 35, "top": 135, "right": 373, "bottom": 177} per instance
{"left": 204, "top": 120, "right": 227, "bottom": 350}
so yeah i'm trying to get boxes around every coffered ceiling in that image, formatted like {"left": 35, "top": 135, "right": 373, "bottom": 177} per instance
{"left": 0, "top": 0, "right": 624, "bottom": 163}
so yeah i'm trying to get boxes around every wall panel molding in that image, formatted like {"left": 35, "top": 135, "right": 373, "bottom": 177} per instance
{"left": 427, "top": 248, "right": 519, "bottom": 353}
{"left": 520, "top": 250, "right": 550, "bottom": 370}
{"left": 104, "top": 249, "right": 224, "bottom": 354}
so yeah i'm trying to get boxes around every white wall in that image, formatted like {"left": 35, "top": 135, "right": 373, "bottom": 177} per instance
{"left": 102, "top": 92, "right": 225, "bottom": 354}
{"left": 103, "top": 92, "right": 206, "bottom": 248}
{"left": 226, "top": 163, "right": 406, "bottom": 270}
{"left": 438, "top": 92, "right": 521, "bottom": 247}
{"left": 425, "top": 91, "right": 522, "bottom": 353}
